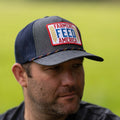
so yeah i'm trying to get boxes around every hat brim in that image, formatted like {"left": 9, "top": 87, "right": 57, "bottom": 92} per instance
{"left": 33, "top": 50, "right": 104, "bottom": 66}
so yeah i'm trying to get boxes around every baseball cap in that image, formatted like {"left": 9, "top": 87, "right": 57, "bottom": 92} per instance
{"left": 15, "top": 16, "right": 104, "bottom": 66}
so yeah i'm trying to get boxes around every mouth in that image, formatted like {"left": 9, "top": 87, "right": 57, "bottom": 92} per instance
{"left": 59, "top": 92, "right": 78, "bottom": 99}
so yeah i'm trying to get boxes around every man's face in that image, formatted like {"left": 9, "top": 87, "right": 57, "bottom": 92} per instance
{"left": 25, "top": 58, "right": 84, "bottom": 116}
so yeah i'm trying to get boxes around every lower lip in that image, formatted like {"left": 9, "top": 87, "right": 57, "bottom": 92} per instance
{"left": 61, "top": 94, "right": 77, "bottom": 99}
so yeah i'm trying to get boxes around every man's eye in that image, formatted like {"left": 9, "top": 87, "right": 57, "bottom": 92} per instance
{"left": 72, "top": 63, "right": 82, "bottom": 69}
{"left": 46, "top": 65, "right": 60, "bottom": 71}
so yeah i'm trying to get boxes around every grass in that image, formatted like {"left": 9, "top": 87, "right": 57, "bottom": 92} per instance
{"left": 0, "top": 1, "right": 120, "bottom": 116}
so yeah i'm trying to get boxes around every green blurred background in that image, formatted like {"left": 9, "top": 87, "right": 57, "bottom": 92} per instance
{"left": 0, "top": 0, "right": 120, "bottom": 116}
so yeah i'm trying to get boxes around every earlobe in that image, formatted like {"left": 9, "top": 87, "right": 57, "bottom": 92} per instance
{"left": 12, "top": 63, "right": 28, "bottom": 87}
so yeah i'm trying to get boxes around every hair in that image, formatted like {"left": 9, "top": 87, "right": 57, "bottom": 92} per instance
{"left": 21, "top": 62, "right": 32, "bottom": 78}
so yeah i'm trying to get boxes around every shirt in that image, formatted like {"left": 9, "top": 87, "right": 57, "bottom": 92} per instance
{"left": 0, "top": 101, "right": 120, "bottom": 120}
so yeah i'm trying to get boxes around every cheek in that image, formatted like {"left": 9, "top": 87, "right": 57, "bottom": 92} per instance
{"left": 27, "top": 77, "right": 59, "bottom": 103}
{"left": 38, "top": 81, "right": 56, "bottom": 99}
{"left": 75, "top": 69, "right": 85, "bottom": 93}
{"left": 78, "top": 75, "right": 84, "bottom": 92}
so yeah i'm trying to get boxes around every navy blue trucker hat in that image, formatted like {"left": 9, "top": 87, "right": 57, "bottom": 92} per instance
{"left": 15, "top": 16, "right": 103, "bottom": 65}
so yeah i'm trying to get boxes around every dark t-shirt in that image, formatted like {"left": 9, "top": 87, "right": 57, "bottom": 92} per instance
{"left": 0, "top": 101, "right": 120, "bottom": 120}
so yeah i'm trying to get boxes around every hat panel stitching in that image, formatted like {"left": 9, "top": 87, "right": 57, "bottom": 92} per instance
{"left": 31, "top": 48, "right": 83, "bottom": 61}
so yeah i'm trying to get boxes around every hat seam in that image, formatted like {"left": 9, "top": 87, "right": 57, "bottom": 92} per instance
{"left": 31, "top": 47, "right": 84, "bottom": 61}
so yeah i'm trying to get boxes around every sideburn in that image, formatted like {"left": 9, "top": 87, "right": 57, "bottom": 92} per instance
{"left": 22, "top": 62, "right": 32, "bottom": 78}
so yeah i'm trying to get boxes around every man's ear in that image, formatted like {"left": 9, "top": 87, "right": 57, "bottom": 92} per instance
{"left": 12, "top": 63, "right": 28, "bottom": 87}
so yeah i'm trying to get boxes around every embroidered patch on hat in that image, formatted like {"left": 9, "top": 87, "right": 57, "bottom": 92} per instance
{"left": 46, "top": 22, "right": 82, "bottom": 46}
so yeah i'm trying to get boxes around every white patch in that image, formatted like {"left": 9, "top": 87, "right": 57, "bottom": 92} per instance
{"left": 46, "top": 22, "right": 82, "bottom": 46}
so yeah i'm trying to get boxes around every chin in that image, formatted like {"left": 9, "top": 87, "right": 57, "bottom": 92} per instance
{"left": 63, "top": 96, "right": 80, "bottom": 113}
{"left": 64, "top": 102, "right": 80, "bottom": 114}
{"left": 54, "top": 99, "right": 80, "bottom": 115}
{"left": 49, "top": 95, "right": 81, "bottom": 116}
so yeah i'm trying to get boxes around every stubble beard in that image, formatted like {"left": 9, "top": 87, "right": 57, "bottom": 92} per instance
{"left": 27, "top": 77, "right": 83, "bottom": 118}
{"left": 35, "top": 96, "right": 81, "bottom": 118}
{"left": 29, "top": 85, "right": 82, "bottom": 117}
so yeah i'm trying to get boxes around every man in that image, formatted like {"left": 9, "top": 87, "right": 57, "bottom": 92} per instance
{"left": 0, "top": 16, "right": 119, "bottom": 120}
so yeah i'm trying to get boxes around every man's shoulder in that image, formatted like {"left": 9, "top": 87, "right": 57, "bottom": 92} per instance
{"left": 67, "top": 101, "right": 120, "bottom": 120}
{"left": 77, "top": 101, "right": 120, "bottom": 120}
{"left": 0, "top": 107, "right": 17, "bottom": 120}
{"left": 0, "top": 101, "right": 120, "bottom": 120}
{"left": 0, "top": 102, "right": 24, "bottom": 120}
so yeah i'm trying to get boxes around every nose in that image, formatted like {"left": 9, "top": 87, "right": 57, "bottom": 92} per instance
{"left": 60, "top": 70, "right": 76, "bottom": 87}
